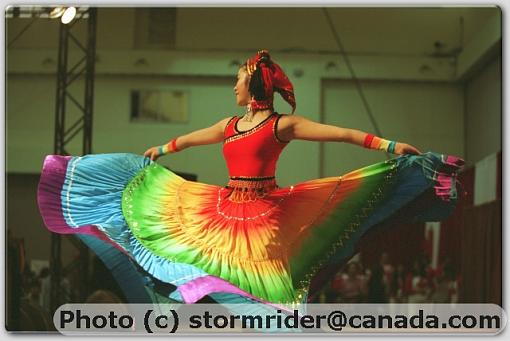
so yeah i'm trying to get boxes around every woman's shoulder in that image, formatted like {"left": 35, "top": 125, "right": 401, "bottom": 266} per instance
{"left": 276, "top": 113, "right": 306, "bottom": 127}
{"left": 274, "top": 113, "right": 300, "bottom": 142}
{"left": 216, "top": 115, "right": 238, "bottom": 126}
{"left": 223, "top": 115, "right": 238, "bottom": 124}
{"left": 218, "top": 115, "right": 239, "bottom": 134}
{"left": 222, "top": 114, "right": 238, "bottom": 120}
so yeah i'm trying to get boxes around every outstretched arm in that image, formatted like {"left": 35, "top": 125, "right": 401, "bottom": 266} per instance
{"left": 144, "top": 116, "right": 233, "bottom": 161}
{"left": 280, "top": 115, "right": 421, "bottom": 155}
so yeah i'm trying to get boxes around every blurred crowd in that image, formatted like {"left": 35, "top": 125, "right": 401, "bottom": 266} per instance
{"left": 11, "top": 258, "right": 124, "bottom": 331}
{"left": 312, "top": 252, "right": 460, "bottom": 304}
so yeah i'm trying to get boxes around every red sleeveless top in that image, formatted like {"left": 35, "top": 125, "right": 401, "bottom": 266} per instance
{"left": 222, "top": 113, "right": 289, "bottom": 179}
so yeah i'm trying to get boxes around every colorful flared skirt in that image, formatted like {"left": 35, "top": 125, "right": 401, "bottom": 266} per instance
{"left": 37, "top": 152, "right": 463, "bottom": 306}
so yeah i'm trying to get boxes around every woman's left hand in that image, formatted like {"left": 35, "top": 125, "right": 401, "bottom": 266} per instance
{"left": 394, "top": 142, "right": 421, "bottom": 155}
{"left": 144, "top": 146, "right": 162, "bottom": 161}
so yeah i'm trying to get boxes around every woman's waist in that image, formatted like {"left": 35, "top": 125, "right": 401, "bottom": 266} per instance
{"left": 225, "top": 176, "right": 278, "bottom": 203}
{"left": 226, "top": 175, "right": 278, "bottom": 190}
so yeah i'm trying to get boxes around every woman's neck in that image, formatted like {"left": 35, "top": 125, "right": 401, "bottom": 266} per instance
{"left": 253, "top": 109, "right": 273, "bottom": 117}
{"left": 243, "top": 108, "right": 273, "bottom": 122}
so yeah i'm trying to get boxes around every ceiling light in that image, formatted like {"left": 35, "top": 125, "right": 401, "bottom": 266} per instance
{"left": 61, "top": 6, "right": 76, "bottom": 24}
{"left": 49, "top": 6, "right": 66, "bottom": 18}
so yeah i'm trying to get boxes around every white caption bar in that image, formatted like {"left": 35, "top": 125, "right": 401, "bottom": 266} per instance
{"left": 54, "top": 303, "right": 506, "bottom": 335}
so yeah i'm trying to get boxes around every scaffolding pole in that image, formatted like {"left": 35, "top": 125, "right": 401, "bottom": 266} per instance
{"left": 51, "top": 7, "right": 97, "bottom": 312}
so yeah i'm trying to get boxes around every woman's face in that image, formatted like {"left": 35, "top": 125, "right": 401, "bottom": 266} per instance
{"left": 234, "top": 67, "right": 251, "bottom": 106}
{"left": 347, "top": 263, "right": 358, "bottom": 276}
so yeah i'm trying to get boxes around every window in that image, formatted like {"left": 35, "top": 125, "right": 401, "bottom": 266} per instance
{"left": 134, "top": 8, "right": 177, "bottom": 50}
{"left": 130, "top": 89, "right": 189, "bottom": 123}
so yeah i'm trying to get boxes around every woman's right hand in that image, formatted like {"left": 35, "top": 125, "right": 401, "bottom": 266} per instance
{"left": 144, "top": 146, "right": 162, "bottom": 161}
{"left": 394, "top": 142, "right": 421, "bottom": 155}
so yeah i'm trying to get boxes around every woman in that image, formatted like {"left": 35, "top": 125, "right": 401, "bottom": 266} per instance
{"left": 144, "top": 53, "right": 420, "bottom": 162}
{"left": 367, "top": 263, "right": 388, "bottom": 304}
{"left": 38, "top": 50, "right": 464, "bottom": 307}
{"left": 330, "top": 261, "right": 367, "bottom": 303}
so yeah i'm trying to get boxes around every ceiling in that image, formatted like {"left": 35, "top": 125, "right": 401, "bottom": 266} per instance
{"left": 6, "top": 6, "right": 500, "bottom": 58}
{"left": 175, "top": 7, "right": 500, "bottom": 57}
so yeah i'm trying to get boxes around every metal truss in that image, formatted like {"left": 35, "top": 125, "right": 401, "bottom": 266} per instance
{"left": 51, "top": 7, "right": 97, "bottom": 312}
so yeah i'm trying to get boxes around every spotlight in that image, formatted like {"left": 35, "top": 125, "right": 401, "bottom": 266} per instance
{"left": 61, "top": 7, "right": 76, "bottom": 24}
{"left": 49, "top": 7, "right": 66, "bottom": 19}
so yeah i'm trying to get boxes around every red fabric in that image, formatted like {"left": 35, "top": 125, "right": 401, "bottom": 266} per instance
{"left": 404, "top": 273, "right": 414, "bottom": 295}
{"left": 438, "top": 167, "right": 474, "bottom": 270}
{"left": 250, "top": 99, "right": 273, "bottom": 112}
{"left": 223, "top": 116, "right": 238, "bottom": 138}
{"left": 331, "top": 276, "right": 343, "bottom": 292}
{"left": 223, "top": 113, "right": 288, "bottom": 177}
{"left": 246, "top": 50, "right": 296, "bottom": 113}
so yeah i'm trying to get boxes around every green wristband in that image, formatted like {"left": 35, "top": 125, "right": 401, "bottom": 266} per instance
{"left": 388, "top": 141, "right": 396, "bottom": 154}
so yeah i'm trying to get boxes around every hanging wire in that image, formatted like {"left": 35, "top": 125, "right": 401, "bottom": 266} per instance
{"left": 322, "top": 8, "right": 391, "bottom": 160}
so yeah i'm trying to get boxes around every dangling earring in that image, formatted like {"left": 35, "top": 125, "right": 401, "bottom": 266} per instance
{"left": 243, "top": 103, "right": 254, "bottom": 122}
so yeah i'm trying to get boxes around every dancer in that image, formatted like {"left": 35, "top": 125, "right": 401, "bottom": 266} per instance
{"left": 38, "top": 50, "right": 464, "bottom": 307}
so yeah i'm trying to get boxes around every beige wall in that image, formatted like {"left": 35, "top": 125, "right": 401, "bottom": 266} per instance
{"left": 322, "top": 80, "right": 464, "bottom": 176}
{"left": 464, "top": 55, "right": 502, "bottom": 166}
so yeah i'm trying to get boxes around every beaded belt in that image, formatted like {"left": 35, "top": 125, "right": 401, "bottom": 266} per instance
{"left": 225, "top": 176, "right": 278, "bottom": 202}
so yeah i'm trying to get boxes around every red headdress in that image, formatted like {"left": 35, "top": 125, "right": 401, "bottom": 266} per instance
{"left": 245, "top": 50, "right": 296, "bottom": 113}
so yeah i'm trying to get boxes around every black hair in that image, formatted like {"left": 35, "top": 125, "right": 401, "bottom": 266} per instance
{"left": 249, "top": 67, "right": 269, "bottom": 101}
{"left": 241, "top": 54, "right": 271, "bottom": 102}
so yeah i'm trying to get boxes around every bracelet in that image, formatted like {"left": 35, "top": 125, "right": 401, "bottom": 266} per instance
{"left": 388, "top": 141, "right": 397, "bottom": 154}
{"left": 170, "top": 138, "right": 180, "bottom": 153}
{"left": 363, "top": 134, "right": 374, "bottom": 148}
{"left": 157, "top": 145, "right": 166, "bottom": 156}
{"left": 364, "top": 134, "right": 396, "bottom": 153}
{"left": 157, "top": 138, "right": 180, "bottom": 156}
